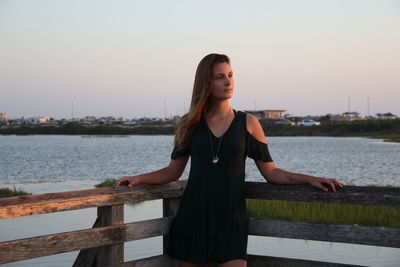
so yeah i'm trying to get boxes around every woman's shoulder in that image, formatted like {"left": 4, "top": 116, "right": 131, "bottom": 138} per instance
{"left": 239, "top": 111, "right": 267, "bottom": 143}
{"left": 236, "top": 111, "right": 258, "bottom": 126}
{"left": 233, "top": 110, "right": 256, "bottom": 129}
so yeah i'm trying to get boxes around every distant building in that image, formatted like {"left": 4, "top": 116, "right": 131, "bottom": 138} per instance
{"left": 244, "top": 110, "right": 287, "bottom": 120}
{"left": 43, "top": 120, "right": 59, "bottom": 126}
{"left": 325, "top": 112, "right": 364, "bottom": 122}
{"left": 171, "top": 115, "right": 181, "bottom": 124}
{"left": 0, "top": 113, "right": 8, "bottom": 120}
{"left": 341, "top": 112, "right": 363, "bottom": 121}
{"left": 376, "top": 113, "right": 397, "bottom": 119}
{"left": 24, "top": 117, "right": 51, "bottom": 125}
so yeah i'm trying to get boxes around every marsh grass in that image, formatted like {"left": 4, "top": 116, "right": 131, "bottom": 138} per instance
{"left": 246, "top": 199, "right": 400, "bottom": 228}
{"left": 370, "top": 133, "right": 400, "bottom": 143}
{"left": 95, "top": 178, "right": 117, "bottom": 188}
{"left": 0, "top": 187, "right": 31, "bottom": 198}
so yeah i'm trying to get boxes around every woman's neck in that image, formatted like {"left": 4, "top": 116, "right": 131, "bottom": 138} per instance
{"left": 206, "top": 100, "right": 232, "bottom": 117}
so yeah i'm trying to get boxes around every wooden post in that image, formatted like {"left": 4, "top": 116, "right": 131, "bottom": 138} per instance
{"left": 162, "top": 197, "right": 181, "bottom": 256}
{"left": 72, "top": 216, "right": 102, "bottom": 267}
{"left": 96, "top": 204, "right": 124, "bottom": 266}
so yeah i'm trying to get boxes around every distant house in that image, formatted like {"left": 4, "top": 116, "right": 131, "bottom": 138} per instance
{"left": 342, "top": 112, "right": 363, "bottom": 121}
{"left": 244, "top": 110, "right": 287, "bottom": 120}
{"left": 328, "top": 114, "right": 347, "bottom": 122}
{"left": 24, "top": 117, "right": 51, "bottom": 125}
{"left": 122, "top": 120, "right": 137, "bottom": 126}
{"left": 43, "top": 120, "right": 59, "bottom": 126}
{"left": 0, "top": 113, "right": 8, "bottom": 120}
{"left": 171, "top": 115, "right": 181, "bottom": 124}
{"left": 0, "top": 113, "right": 8, "bottom": 126}
{"left": 376, "top": 113, "right": 397, "bottom": 119}
{"left": 343, "top": 112, "right": 360, "bottom": 117}
{"left": 325, "top": 112, "right": 366, "bottom": 122}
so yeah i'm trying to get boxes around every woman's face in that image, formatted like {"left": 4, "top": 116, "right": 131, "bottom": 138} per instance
{"left": 210, "top": 62, "right": 234, "bottom": 100}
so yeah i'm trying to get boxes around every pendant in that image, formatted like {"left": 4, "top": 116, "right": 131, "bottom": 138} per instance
{"left": 212, "top": 157, "right": 219, "bottom": 164}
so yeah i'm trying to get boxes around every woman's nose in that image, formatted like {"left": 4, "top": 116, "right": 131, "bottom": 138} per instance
{"left": 224, "top": 77, "right": 231, "bottom": 85}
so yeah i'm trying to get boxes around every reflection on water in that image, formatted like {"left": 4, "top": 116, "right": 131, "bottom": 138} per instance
{"left": 1, "top": 136, "right": 399, "bottom": 266}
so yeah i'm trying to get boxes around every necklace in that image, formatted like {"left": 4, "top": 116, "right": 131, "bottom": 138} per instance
{"left": 206, "top": 107, "right": 232, "bottom": 164}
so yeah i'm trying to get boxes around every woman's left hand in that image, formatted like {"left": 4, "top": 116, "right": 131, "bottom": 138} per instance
{"left": 308, "top": 177, "right": 344, "bottom": 192}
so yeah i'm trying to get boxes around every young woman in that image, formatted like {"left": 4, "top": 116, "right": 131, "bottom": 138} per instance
{"left": 114, "top": 54, "right": 344, "bottom": 267}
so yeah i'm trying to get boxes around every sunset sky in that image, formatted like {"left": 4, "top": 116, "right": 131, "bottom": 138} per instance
{"left": 0, "top": 0, "right": 399, "bottom": 119}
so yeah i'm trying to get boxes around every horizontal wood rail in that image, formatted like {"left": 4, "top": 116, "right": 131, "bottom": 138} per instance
{"left": 1, "top": 181, "right": 399, "bottom": 220}
{"left": 0, "top": 216, "right": 173, "bottom": 263}
{"left": 0, "top": 180, "right": 399, "bottom": 266}
{"left": 0, "top": 181, "right": 186, "bottom": 219}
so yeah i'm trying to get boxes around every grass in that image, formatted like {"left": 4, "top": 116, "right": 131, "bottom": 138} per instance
{"left": 246, "top": 199, "right": 400, "bottom": 228}
{"left": 369, "top": 133, "right": 400, "bottom": 143}
{"left": 0, "top": 187, "right": 31, "bottom": 198}
{"left": 95, "top": 178, "right": 117, "bottom": 188}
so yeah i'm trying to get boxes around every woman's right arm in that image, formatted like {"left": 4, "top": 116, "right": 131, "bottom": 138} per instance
{"left": 113, "top": 155, "right": 190, "bottom": 188}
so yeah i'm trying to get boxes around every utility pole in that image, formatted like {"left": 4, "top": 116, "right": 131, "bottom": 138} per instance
{"left": 367, "top": 96, "right": 370, "bottom": 117}
{"left": 71, "top": 100, "right": 74, "bottom": 119}
{"left": 254, "top": 100, "right": 257, "bottom": 111}
{"left": 347, "top": 96, "right": 351, "bottom": 113}
{"left": 164, "top": 99, "right": 167, "bottom": 119}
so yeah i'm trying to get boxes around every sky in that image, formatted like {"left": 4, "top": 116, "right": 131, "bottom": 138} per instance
{"left": 0, "top": 0, "right": 399, "bottom": 119}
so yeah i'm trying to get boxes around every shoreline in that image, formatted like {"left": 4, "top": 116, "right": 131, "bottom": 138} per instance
{"left": 1, "top": 132, "right": 399, "bottom": 143}
{"left": 1, "top": 119, "right": 399, "bottom": 142}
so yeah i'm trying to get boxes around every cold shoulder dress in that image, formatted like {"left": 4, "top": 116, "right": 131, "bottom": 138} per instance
{"left": 165, "top": 109, "right": 273, "bottom": 264}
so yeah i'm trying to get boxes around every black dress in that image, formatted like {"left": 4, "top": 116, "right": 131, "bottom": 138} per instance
{"left": 165, "top": 109, "right": 273, "bottom": 264}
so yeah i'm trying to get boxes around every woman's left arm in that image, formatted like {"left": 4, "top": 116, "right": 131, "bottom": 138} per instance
{"left": 246, "top": 113, "right": 344, "bottom": 192}
{"left": 255, "top": 161, "right": 344, "bottom": 192}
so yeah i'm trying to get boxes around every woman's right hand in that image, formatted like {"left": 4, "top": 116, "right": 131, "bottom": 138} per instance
{"left": 113, "top": 176, "right": 141, "bottom": 188}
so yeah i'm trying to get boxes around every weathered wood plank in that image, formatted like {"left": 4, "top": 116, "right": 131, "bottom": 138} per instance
{"left": 0, "top": 181, "right": 186, "bottom": 207}
{"left": 96, "top": 204, "right": 124, "bottom": 266}
{"left": 1, "top": 214, "right": 397, "bottom": 264}
{"left": 0, "top": 216, "right": 173, "bottom": 264}
{"left": 246, "top": 254, "right": 366, "bottom": 267}
{"left": 0, "top": 181, "right": 187, "bottom": 219}
{"left": 125, "top": 216, "right": 173, "bottom": 241}
{"left": 245, "top": 182, "right": 400, "bottom": 207}
{"left": 0, "top": 180, "right": 398, "bottom": 265}
{"left": 249, "top": 217, "right": 400, "bottom": 248}
{"left": 1, "top": 181, "right": 399, "bottom": 219}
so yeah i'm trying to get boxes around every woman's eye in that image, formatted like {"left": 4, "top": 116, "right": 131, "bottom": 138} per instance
{"left": 215, "top": 74, "right": 232, "bottom": 79}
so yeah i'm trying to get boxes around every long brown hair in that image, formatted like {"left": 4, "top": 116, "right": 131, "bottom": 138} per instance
{"left": 174, "top": 53, "right": 231, "bottom": 149}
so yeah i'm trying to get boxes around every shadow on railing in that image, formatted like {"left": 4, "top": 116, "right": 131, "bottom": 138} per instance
{"left": 0, "top": 180, "right": 399, "bottom": 266}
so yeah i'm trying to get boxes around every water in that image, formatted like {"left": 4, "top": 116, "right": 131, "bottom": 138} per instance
{"left": 0, "top": 135, "right": 399, "bottom": 266}
{"left": 0, "top": 135, "right": 176, "bottom": 192}
{"left": 1, "top": 135, "right": 399, "bottom": 192}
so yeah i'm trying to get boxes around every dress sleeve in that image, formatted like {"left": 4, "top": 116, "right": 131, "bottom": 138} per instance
{"left": 170, "top": 145, "right": 190, "bottom": 160}
{"left": 246, "top": 132, "right": 273, "bottom": 162}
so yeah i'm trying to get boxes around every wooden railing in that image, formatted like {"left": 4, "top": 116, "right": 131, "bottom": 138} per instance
{"left": 0, "top": 181, "right": 399, "bottom": 266}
